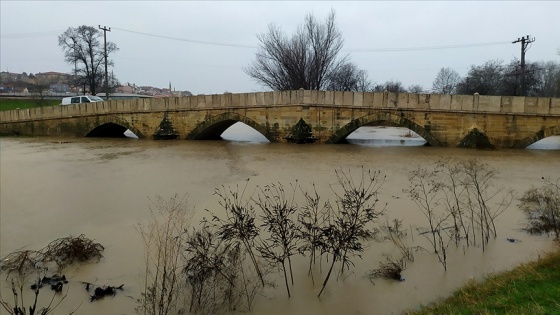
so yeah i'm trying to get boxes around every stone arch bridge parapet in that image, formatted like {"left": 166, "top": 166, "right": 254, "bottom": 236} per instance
{"left": 1, "top": 90, "right": 559, "bottom": 149}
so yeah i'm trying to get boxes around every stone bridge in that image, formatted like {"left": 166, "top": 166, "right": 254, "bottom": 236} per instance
{"left": 1, "top": 90, "right": 560, "bottom": 149}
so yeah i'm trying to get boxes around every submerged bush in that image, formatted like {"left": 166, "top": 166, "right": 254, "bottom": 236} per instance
{"left": 519, "top": 177, "right": 560, "bottom": 239}
{"left": 0, "top": 235, "right": 104, "bottom": 276}
{"left": 136, "top": 194, "right": 191, "bottom": 315}
{"left": 41, "top": 234, "right": 104, "bottom": 270}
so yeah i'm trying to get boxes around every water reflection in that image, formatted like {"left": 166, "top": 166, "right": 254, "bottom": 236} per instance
{"left": 221, "top": 122, "right": 269, "bottom": 143}
{"left": 219, "top": 123, "right": 430, "bottom": 146}
{"left": 526, "top": 135, "right": 560, "bottom": 150}
{"left": 346, "top": 126, "right": 427, "bottom": 147}
{"left": 120, "top": 124, "right": 560, "bottom": 151}
{"left": 124, "top": 129, "right": 138, "bottom": 138}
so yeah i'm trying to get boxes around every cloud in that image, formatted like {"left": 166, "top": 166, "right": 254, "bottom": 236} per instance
{"left": 1, "top": 1, "right": 559, "bottom": 94}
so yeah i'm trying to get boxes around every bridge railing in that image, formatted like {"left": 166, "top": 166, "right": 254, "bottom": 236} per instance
{"left": 1, "top": 90, "right": 560, "bottom": 123}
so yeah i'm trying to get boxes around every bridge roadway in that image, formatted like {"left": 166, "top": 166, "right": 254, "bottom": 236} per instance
{"left": 1, "top": 90, "right": 559, "bottom": 149}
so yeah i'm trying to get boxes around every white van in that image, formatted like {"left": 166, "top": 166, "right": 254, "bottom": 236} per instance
{"left": 61, "top": 95, "right": 104, "bottom": 105}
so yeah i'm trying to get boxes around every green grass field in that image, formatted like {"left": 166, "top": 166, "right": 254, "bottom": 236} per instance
{"left": 0, "top": 98, "right": 61, "bottom": 111}
{"left": 408, "top": 247, "right": 560, "bottom": 315}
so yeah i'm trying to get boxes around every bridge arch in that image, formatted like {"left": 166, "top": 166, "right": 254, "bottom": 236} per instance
{"left": 514, "top": 125, "right": 560, "bottom": 149}
{"left": 186, "top": 112, "right": 273, "bottom": 141}
{"left": 85, "top": 116, "right": 145, "bottom": 138}
{"left": 326, "top": 112, "right": 442, "bottom": 146}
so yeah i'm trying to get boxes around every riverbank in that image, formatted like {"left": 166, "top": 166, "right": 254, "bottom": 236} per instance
{"left": 408, "top": 245, "right": 560, "bottom": 314}
{"left": 0, "top": 98, "right": 59, "bottom": 110}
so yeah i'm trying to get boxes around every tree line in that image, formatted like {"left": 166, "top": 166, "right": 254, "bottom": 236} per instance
{"left": 246, "top": 10, "right": 560, "bottom": 97}
{"left": 58, "top": 12, "right": 560, "bottom": 97}
{"left": 433, "top": 59, "right": 560, "bottom": 97}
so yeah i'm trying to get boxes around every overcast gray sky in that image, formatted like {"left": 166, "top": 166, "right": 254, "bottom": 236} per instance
{"left": 1, "top": 1, "right": 559, "bottom": 94}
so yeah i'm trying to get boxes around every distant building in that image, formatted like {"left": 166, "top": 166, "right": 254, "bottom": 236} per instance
{"left": 116, "top": 85, "right": 133, "bottom": 94}
{"left": 35, "top": 71, "right": 72, "bottom": 82}
{"left": 0, "top": 85, "right": 14, "bottom": 93}
{"left": 50, "top": 83, "right": 70, "bottom": 93}
{"left": 0, "top": 71, "right": 21, "bottom": 82}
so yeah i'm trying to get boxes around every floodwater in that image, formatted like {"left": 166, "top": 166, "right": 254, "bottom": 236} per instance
{"left": 1, "top": 126, "right": 560, "bottom": 315}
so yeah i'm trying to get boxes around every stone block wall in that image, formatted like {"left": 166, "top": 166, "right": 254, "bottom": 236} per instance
{"left": 2, "top": 91, "right": 560, "bottom": 125}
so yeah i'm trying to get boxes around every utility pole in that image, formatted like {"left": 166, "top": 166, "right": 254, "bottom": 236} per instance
{"left": 512, "top": 35, "right": 535, "bottom": 96}
{"left": 73, "top": 42, "right": 77, "bottom": 94}
{"left": 99, "top": 25, "right": 111, "bottom": 100}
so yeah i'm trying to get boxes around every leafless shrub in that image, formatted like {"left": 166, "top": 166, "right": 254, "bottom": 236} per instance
{"left": 0, "top": 250, "right": 42, "bottom": 276}
{"left": 297, "top": 184, "right": 331, "bottom": 283}
{"left": 436, "top": 158, "right": 469, "bottom": 246}
{"left": 210, "top": 180, "right": 265, "bottom": 287}
{"left": 519, "top": 177, "right": 560, "bottom": 239}
{"left": 0, "top": 275, "right": 78, "bottom": 315}
{"left": 1, "top": 235, "right": 103, "bottom": 277}
{"left": 185, "top": 222, "right": 235, "bottom": 313}
{"left": 316, "top": 168, "right": 385, "bottom": 297}
{"left": 405, "top": 166, "right": 451, "bottom": 270}
{"left": 368, "top": 254, "right": 406, "bottom": 282}
{"left": 41, "top": 235, "right": 104, "bottom": 271}
{"left": 460, "top": 159, "right": 512, "bottom": 251}
{"left": 254, "top": 182, "right": 300, "bottom": 297}
{"left": 184, "top": 219, "right": 268, "bottom": 314}
{"left": 0, "top": 236, "right": 100, "bottom": 314}
{"left": 379, "top": 218, "right": 417, "bottom": 263}
{"left": 369, "top": 218, "right": 418, "bottom": 283}
{"left": 406, "top": 158, "right": 512, "bottom": 271}
{"left": 136, "top": 194, "right": 191, "bottom": 315}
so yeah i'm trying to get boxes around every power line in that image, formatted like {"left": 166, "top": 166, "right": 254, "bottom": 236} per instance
{"left": 111, "top": 27, "right": 258, "bottom": 49}
{"left": 2, "top": 27, "right": 513, "bottom": 54}
{"left": 1, "top": 30, "right": 64, "bottom": 38}
{"left": 111, "top": 27, "right": 513, "bottom": 53}
{"left": 344, "top": 41, "right": 512, "bottom": 53}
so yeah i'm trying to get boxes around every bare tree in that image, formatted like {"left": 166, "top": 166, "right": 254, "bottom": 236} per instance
{"left": 29, "top": 76, "right": 50, "bottom": 107}
{"left": 456, "top": 60, "right": 504, "bottom": 95}
{"left": 58, "top": 26, "right": 118, "bottom": 95}
{"left": 408, "top": 84, "right": 424, "bottom": 93}
{"left": 502, "top": 59, "right": 544, "bottom": 96}
{"left": 326, "top": 62, "right": 371, "bottom": 91}
{"left": 432, "top": 67, "right": 460, "bottom": 94}
{"left": 533, "top": 61, "right": 560, "bottom": 97}
{"left": 372, "top": 80, "right": 407, "bottom": 93}
{"left": 245, "top": 10, "right": 347, "bottom": 90}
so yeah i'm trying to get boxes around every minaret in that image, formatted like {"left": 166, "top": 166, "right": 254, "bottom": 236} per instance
{"left": 169, "top": 82, "right": 171, "bottom": 95}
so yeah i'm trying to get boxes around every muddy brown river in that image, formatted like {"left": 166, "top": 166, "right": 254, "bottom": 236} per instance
{"left": 1, "top": 127, "right": 559, "bottom": 314}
